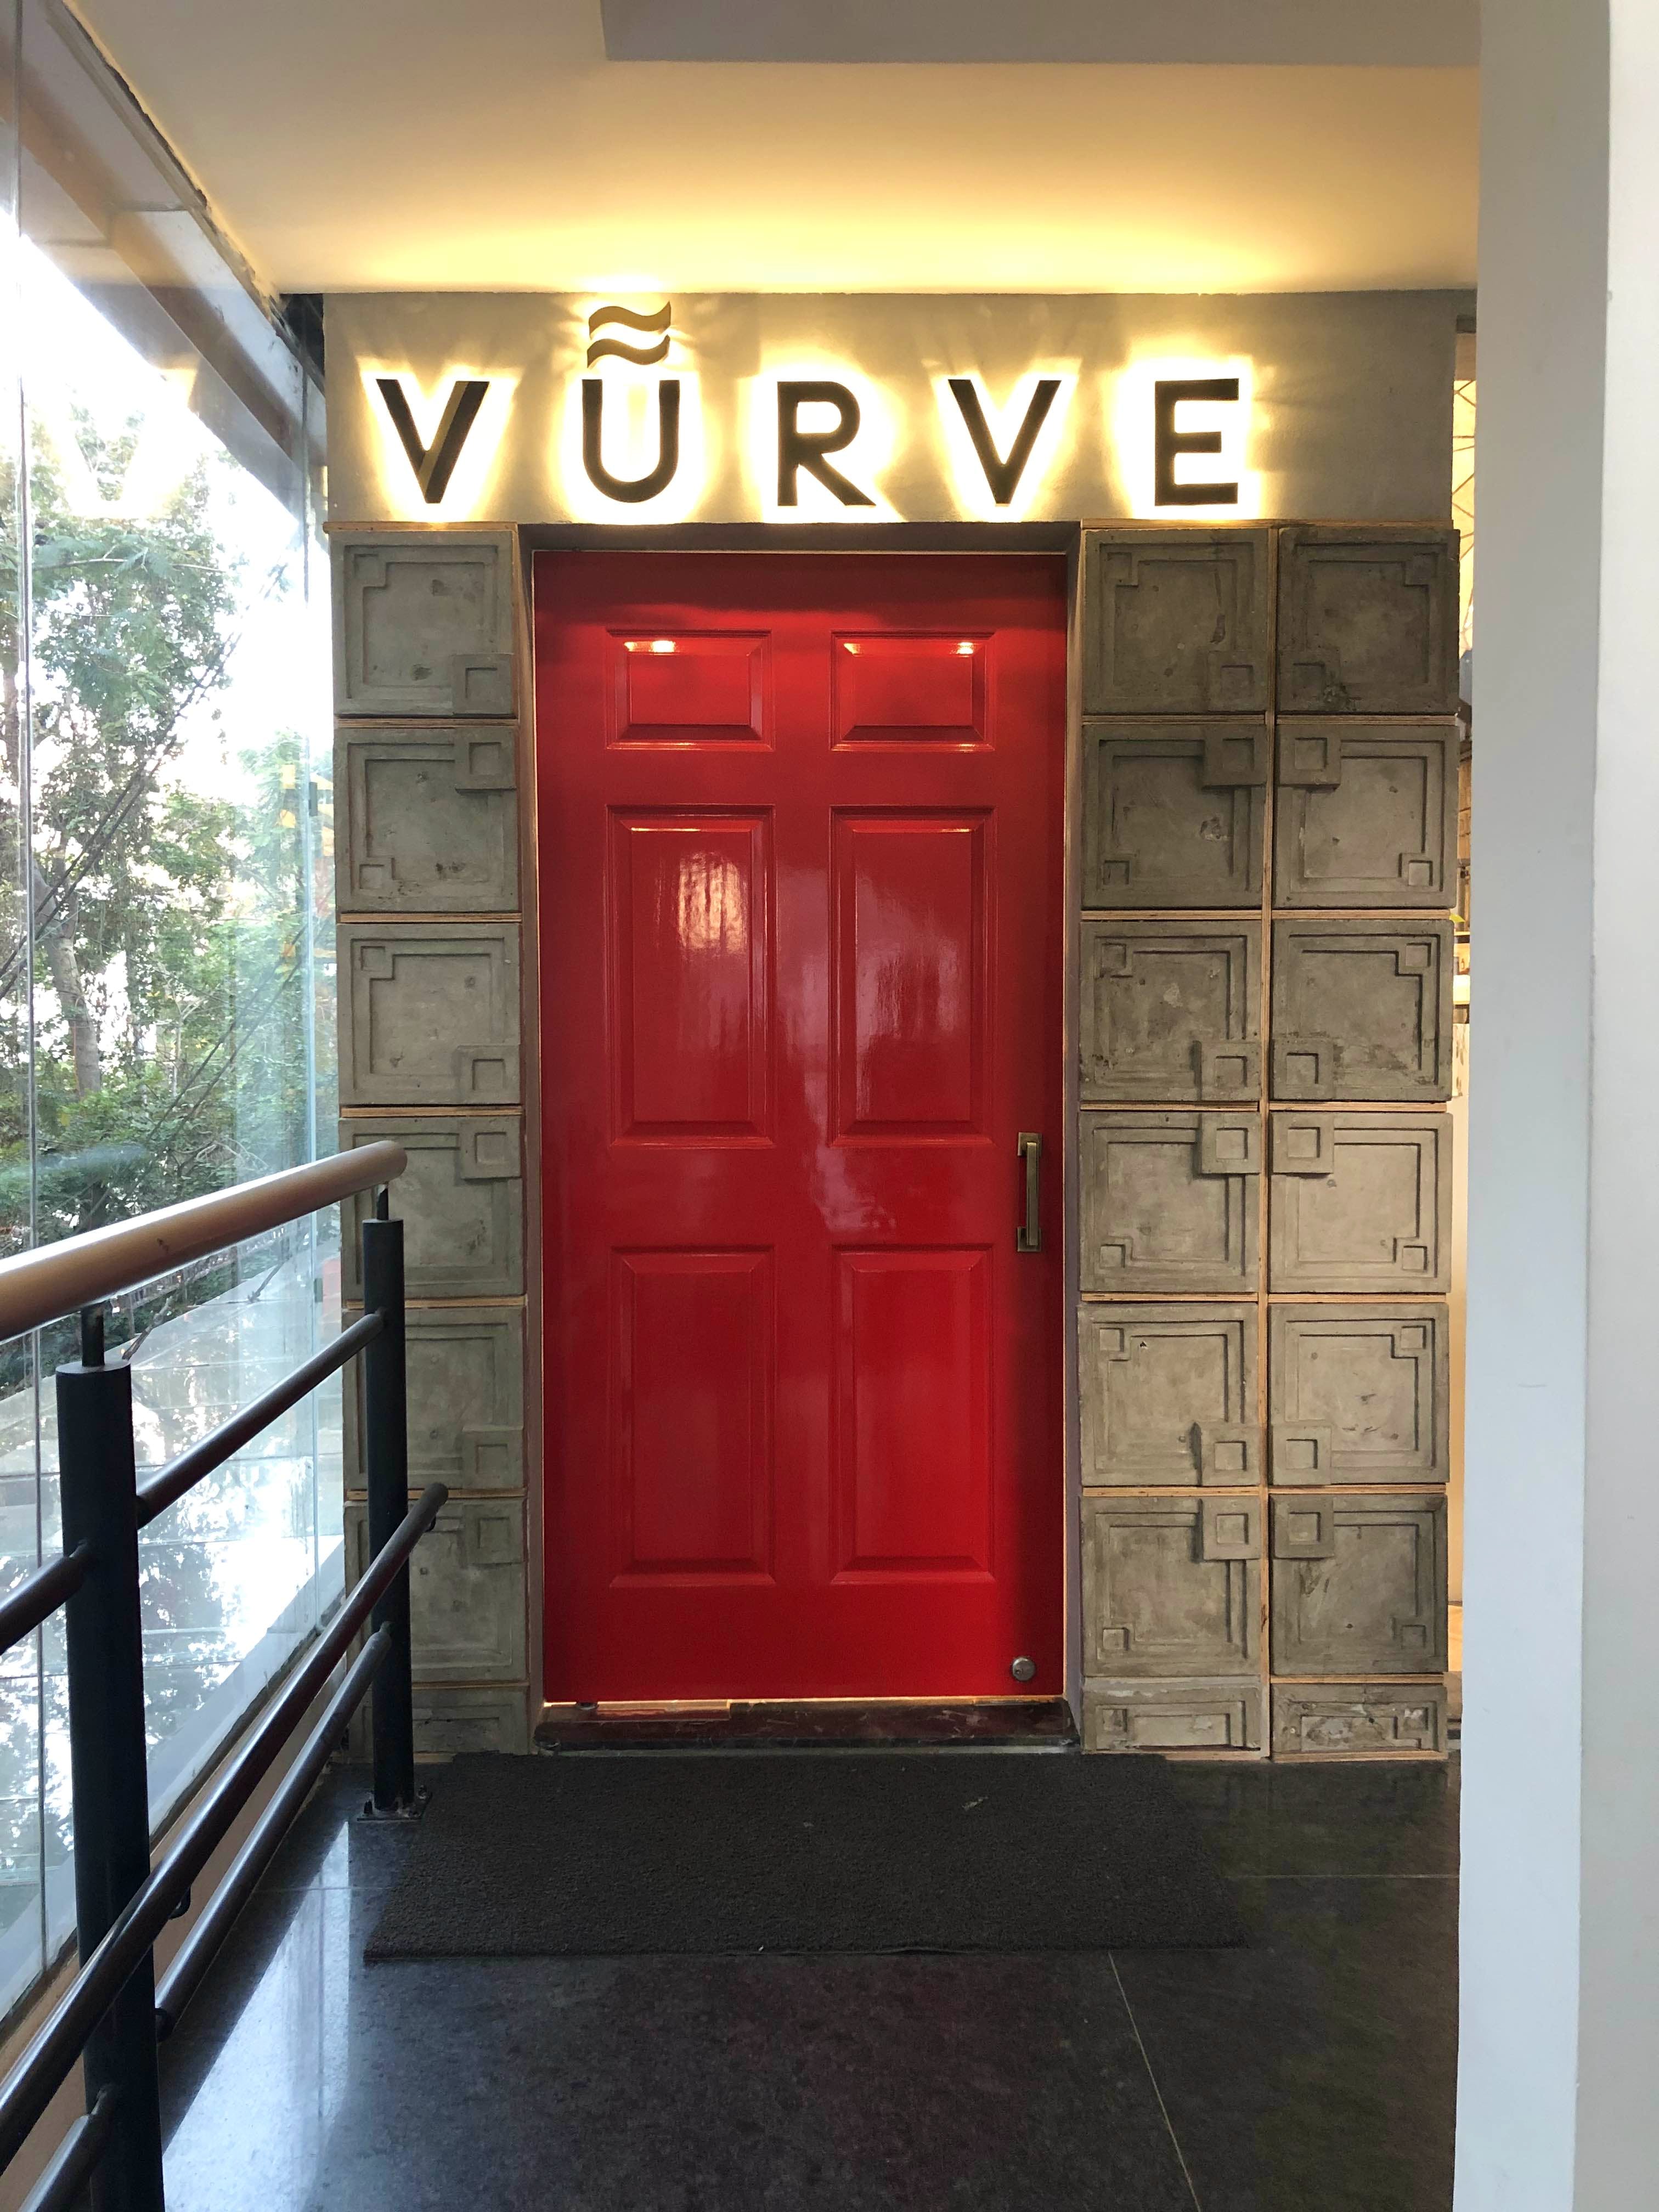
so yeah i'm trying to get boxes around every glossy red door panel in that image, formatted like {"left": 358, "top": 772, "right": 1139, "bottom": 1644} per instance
{"left": 834, "top": 1248, "right": 992, "bottom": 1579}
{"left": 610, "top": 1249, "right": 774, "bottom": 1583}
{"left": 831, "top": 633, "right": 989, "bottom": 747}
{"left": 538, "top": 551, "right": 1065, "bottom": 1702}
{"left": 609, "top": 631, "right": 772, "bottom": 748}
{"left": 832, "top": 812, "right": 989, "bottom": 1141}
{"left": 608, "top": 811, "right": 772, "bottom": 1143}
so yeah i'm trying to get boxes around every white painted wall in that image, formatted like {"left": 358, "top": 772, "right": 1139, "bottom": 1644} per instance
{"left": 1459, "top": 1, "right": 1600, "bottom": 2198}
{"left": 1573, "top": 1, "right": 1659, "bottom": 2198}
{"left": 1459, "top": 1, "right": 1659, "bottom": 2203}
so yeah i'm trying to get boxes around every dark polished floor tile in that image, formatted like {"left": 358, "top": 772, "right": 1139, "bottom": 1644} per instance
{"left": 157, "top": 1759, "right": 1461, "bottom": 2212}
{"left": 1160, "top": 1758, "right": 1460, "bottom": 1878}
{"left": 158, "top": 1878, "right": 400, "bottom": 2117}
{"left": 251, "top": 1769, "right": 426, "bottom": 1893}
{"left": 160, "top": 1824, "right": 1195, "bottom": 2212}
{"left": 1114, "top": 1877, "right": 1458, "bottom": 2212}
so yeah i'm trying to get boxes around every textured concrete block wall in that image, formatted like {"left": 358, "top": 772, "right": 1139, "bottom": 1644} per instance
{"left": 333, "top": 528, "right": 531, "bottom": 1756}
{"left": 329, "top": 517, "right": 1457, "bottom": 1760}
{"left": 1077, "top": 524, "right": 1457, "bottom": 1759}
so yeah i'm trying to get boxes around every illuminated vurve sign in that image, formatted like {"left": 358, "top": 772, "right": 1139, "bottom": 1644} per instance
{"left": 579, "top": 303, "right": 680, "bottom": 503}
{"left": 366, "top": 300, "right": 1260, "bottom": 521}
{"left": 1155, "top": 377, "right": 1240, "bottom": 505}
{"left": 375, "top": 376, "right": 490, "bottom": 503}
{"left": 584, "top": 302, "right": 671, "bottom": 367}
{"left": 946, "top": 376, "right": 1063, "bottom": 505}
{"left": 777, "top": 381, "right": 872, "bottom": 506}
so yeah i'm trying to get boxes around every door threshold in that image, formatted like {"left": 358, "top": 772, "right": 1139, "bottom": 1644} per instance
{"left": 533, "top": 1697, "right": 1077, "bottom": 1753}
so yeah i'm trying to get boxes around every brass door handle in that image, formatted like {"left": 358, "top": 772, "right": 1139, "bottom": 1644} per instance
{"left": 1016, "top": 1132, "right": 1042, "bottom": 1252}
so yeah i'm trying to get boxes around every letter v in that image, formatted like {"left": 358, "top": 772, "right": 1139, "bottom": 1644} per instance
{"left": 945, "top": 376, "right": 1064, "bottom": 506}
{"left": 376, "top": 377, "right": 490, "bottom": 503}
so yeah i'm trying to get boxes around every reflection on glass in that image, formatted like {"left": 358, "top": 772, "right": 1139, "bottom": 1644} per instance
{"left": 8, "top": 245, "right": 323, "bottom": 1245}
{"left": 0, "top": 126, "right": 335, "bottom": 2010}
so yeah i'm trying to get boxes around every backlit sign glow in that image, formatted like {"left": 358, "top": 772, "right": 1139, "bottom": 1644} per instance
{"left": 365, "top": 309, "right": 1255, "bottom": 524}
{"left": 934, "top": 371, "right": 1076, "bottom": 521}
{"left": 364, "top": 368, "right": 517, "bottom": 516}
{"left": 747, "top": 366, "right": 901, "bottom": 522}
{"left": 560, "top": 370, "right": 709, "bottom": 523}
{"left": 1112, "top": 356, "right": 1259, "bottom": 519}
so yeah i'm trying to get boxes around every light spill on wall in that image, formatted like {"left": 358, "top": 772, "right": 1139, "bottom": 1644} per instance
{"left": 325, "top": 290, "right": 1466, "bottom": 528}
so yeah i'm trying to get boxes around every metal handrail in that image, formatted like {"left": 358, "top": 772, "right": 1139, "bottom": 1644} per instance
{"left": 0, "top": 1545, "right": 91, "bottom": 1653}
{"left": 15, "top": 2089, "right": 117, "bottom": 2212}
{"left": 0, "top": 1492, "right": 443, "bottom": 2169}
{"left": 0, "top": 1170, "right": 439, "bottom": 2212}
{"left": 153, "top": 1629, "right": 396, "bottom": 2041}
{"left": 0, "top": 1142, "right": 406, "bottom": 1341}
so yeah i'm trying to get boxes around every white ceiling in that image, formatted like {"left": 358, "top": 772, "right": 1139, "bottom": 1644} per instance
{"left": 73, "top": 0, "right": 1477, "bottom": 300}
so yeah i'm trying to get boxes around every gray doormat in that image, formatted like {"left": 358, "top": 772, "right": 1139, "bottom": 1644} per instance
{"left": 365, "top": 1751, "right": 1244, "bottom": 1959}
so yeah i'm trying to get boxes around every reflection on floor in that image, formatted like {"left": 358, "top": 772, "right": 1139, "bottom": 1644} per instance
{"left": 158, "top": 1756, "right": 1458, "bottom": 2212}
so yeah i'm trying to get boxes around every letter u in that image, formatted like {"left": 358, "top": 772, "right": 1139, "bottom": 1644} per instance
{"left": 581, "top": 378, "right": 681, "bottom": 503}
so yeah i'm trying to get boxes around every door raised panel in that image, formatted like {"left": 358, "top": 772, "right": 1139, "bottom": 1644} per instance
{"left": 611, "top": 1251, "right": 774, "bottom": 1582}
{"left": 345, "top": 1306, "right": 524, "bottom": 1494}
{"left": 347, "top": 1498, "right": 526, "bottom": 1683}
{"left": 1271, "top": 1682, "right": 1448, "bottom": 1757}
{"left": 337, "top": 727, "right": 520, "bottom": 912}
{"left": 1277, "top": 527, "right": 1459, "bottom": 713}
{"left": 833, "top": 813, "right": 989, "bottom": 1141}
{"left": 1082, "top": 1496, "right": 1261, "bottom": 1678}
{"left": 1081, "top": 919, "right": 1261, "bottom": 1103}
{"left": 608, "top": 631, "right": 771, "bottom": 747}
{"left": 1274, "top": 721, "right": 1459, "bottom": 907}
{"left": 1271, "top": 918, "right": 1453, "bottom": 1102}
{"left": 834, "top": 1250, "right": 992, "bottom": 1578}
{"left": 1269, "top": 1304, "right": 1450, "bottom": 1486}
{"left": 1270, "top": 1493, "right": 1448, "bottom": 1674}
{"left": 1085, "top": 1679, "right": 1263, "bottom": 1753}
{"left": 340, "top": 923, "right": 521, "bottom": 1107}
{"left": 832, "top": 633, "right": 988, "bottom": 747}
{"left": 609, "top": 811, "right": 773, "bottom": 1143}
{"left": 1082, "top": 530, "right": 1269, "bottom": 713}
{"left": 1269, "top": 1111, "right": 1450, "bottom": 1293}
{"left": 334, "top": 532, "right": 515, "bottom": 718}
{"left": 1081, "top": 1112, "right": 1261, "bottom": 1294}
{"left": 1079, "top": 1304, "right": 1259, "bottom": 1486}
{"left": 1082, "top": 723, "right": 1266, "bottom": 909}
{"left": 340, "top": 1116, "right": 523, "bottom": 1301}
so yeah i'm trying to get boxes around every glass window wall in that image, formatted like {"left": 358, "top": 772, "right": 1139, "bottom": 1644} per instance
{"left": 0, "top": 0, "right": 335, "bottom": 2022}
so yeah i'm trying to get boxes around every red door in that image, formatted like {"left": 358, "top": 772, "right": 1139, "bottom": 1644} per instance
{"left": 536, "top": 552, "right": 1065, "bottom": 1702}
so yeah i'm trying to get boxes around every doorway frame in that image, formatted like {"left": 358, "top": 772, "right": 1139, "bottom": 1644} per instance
{"left": 515, "top": 521, "right": 1086, "bottom": 1727}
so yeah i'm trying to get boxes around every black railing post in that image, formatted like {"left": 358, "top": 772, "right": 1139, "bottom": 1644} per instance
{"left": 55, "top": 1306, "right": 165, "bottom": 2212}
{"left": 362, "top": 1197, "right": 417, "bottom": 1813}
